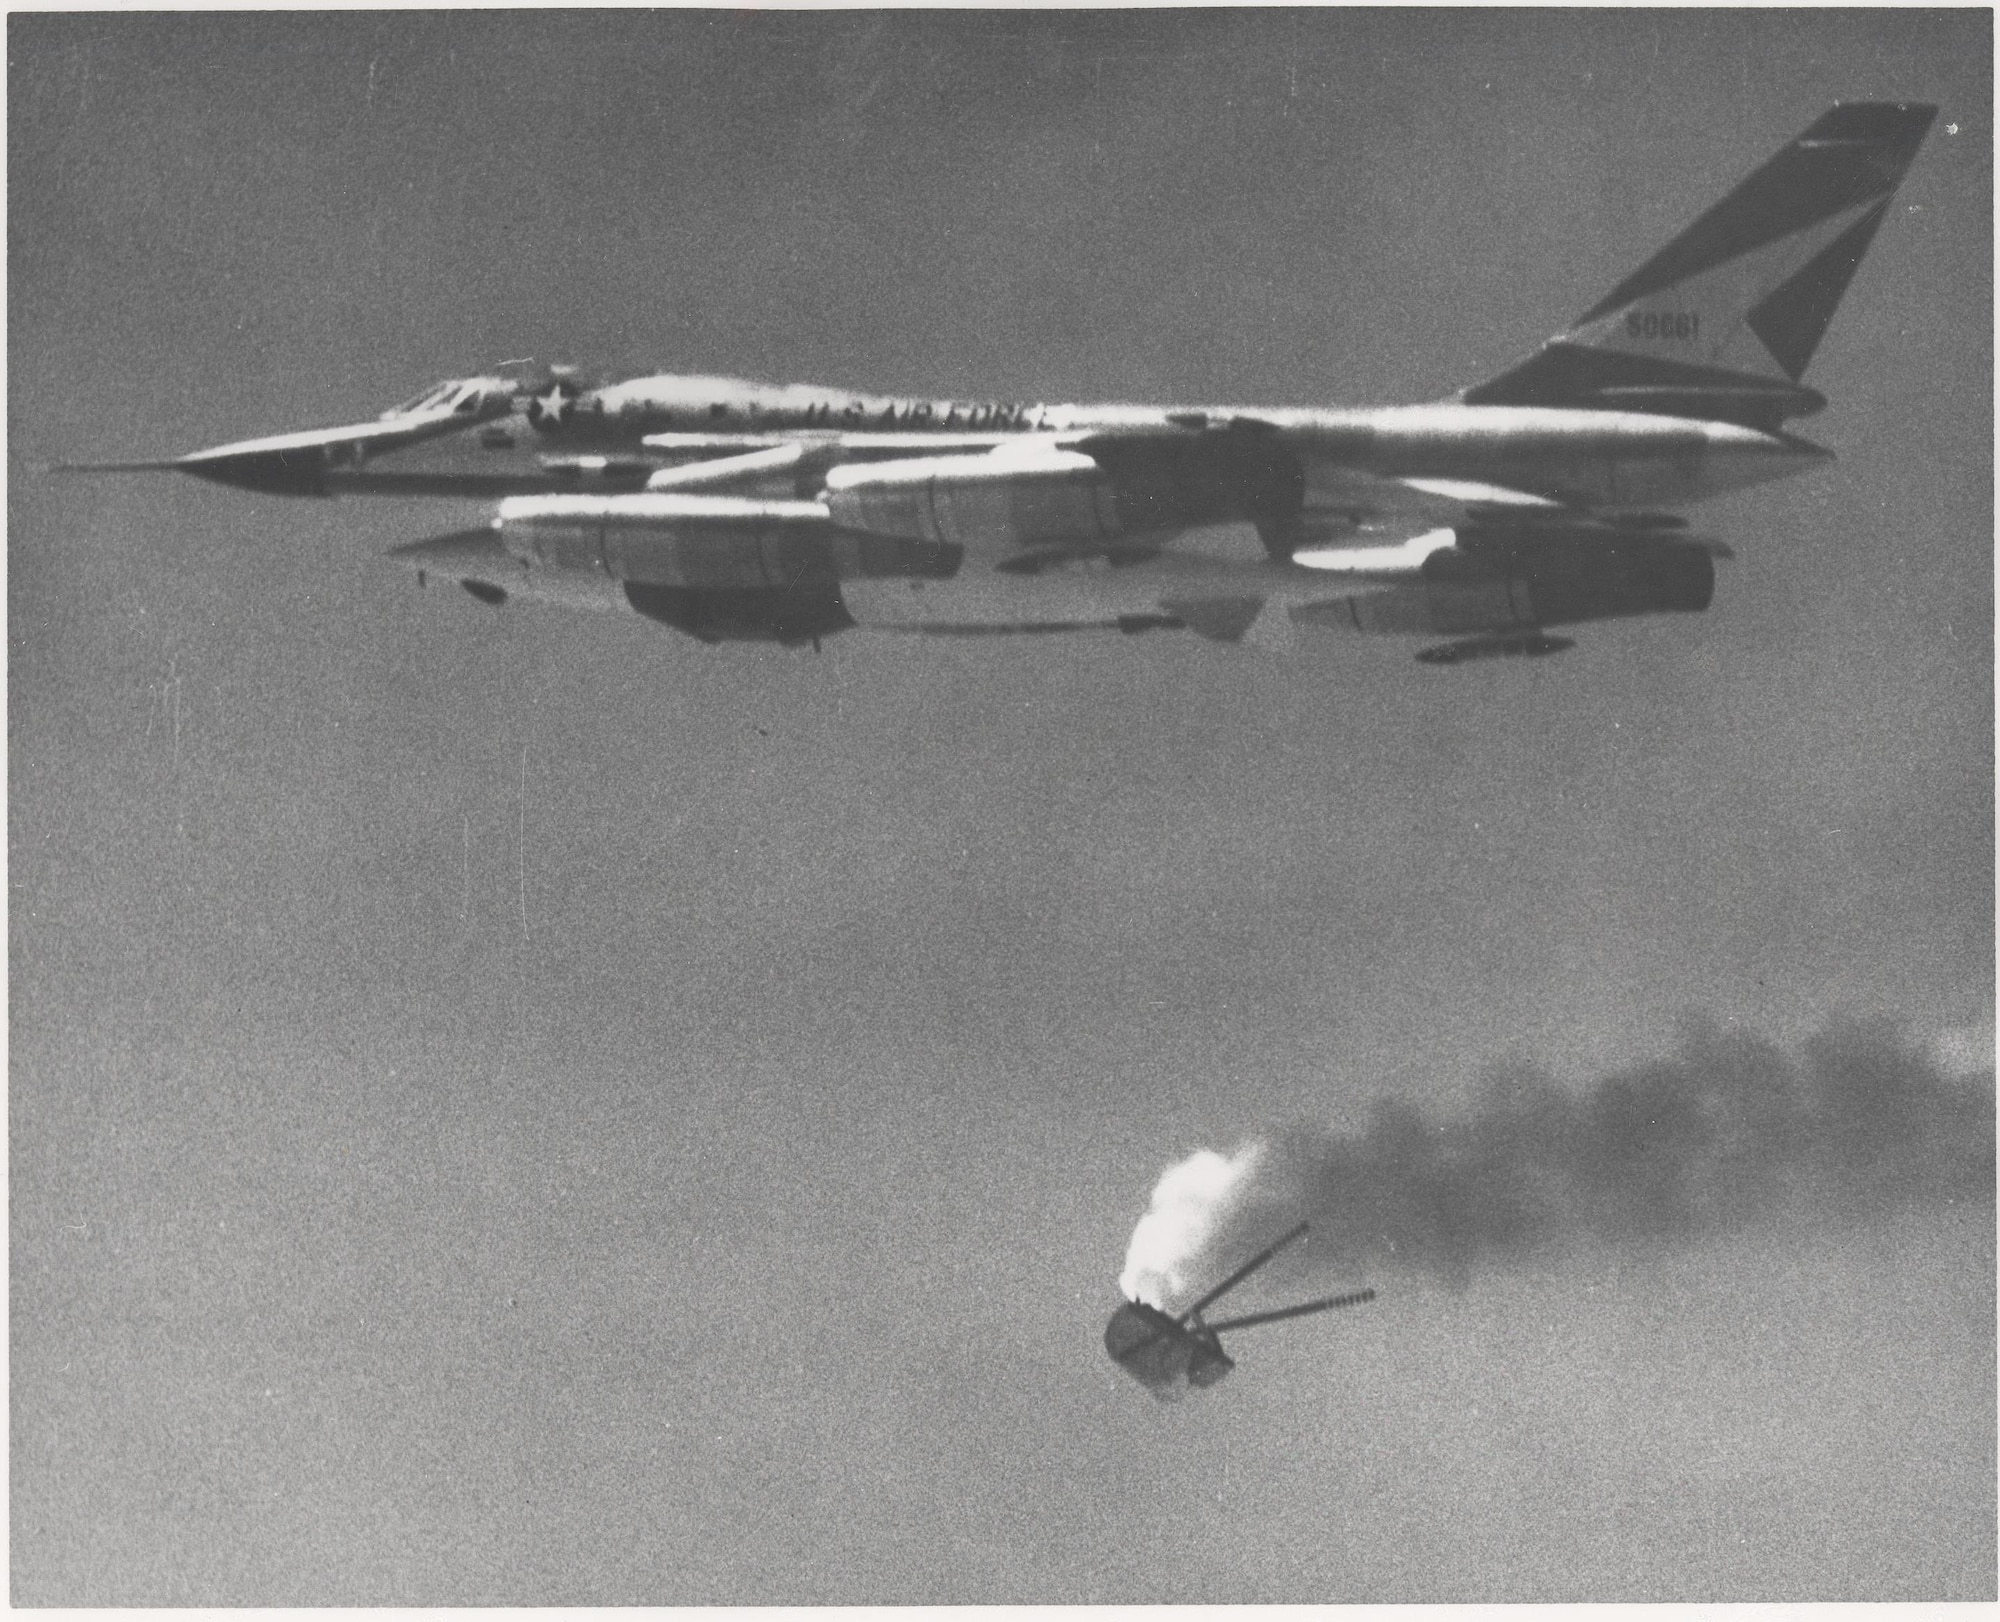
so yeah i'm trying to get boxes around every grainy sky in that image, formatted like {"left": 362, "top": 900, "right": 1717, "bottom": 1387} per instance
{"left": 10, "top": 9, "right": 1993, "bottom": 1605}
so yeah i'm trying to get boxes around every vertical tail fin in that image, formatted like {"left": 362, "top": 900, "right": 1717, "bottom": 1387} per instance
{"left": 1466, "top": 102, "right": 1938, "bottom": 428}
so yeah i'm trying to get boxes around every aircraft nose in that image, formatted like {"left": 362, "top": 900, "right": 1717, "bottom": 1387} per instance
{"left": 174, "top": 441, "right": 330, "bottom": 496}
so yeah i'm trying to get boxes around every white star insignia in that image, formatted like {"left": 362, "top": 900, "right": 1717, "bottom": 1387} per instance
{"left": 535, "top": 385, "right": 572, "bottom": 423}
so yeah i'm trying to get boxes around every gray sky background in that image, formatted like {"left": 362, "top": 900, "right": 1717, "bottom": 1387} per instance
{"left": 10, "top": 9, "right": 1993, "bottom": 1604}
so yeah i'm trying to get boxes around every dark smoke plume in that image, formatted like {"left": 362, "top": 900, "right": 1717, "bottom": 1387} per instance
{"left": 1134, "top": 1020, "right": 1993, "bottom": 1298}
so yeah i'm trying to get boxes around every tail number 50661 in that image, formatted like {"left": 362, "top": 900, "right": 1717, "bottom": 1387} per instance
{"left": 1626, "top": 311, "right": 1700, "bottom": 341}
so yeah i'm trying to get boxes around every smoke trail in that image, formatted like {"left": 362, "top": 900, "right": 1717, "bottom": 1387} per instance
{"left": 1124, "top": 1019, "right": 1995, "bottom": 1296}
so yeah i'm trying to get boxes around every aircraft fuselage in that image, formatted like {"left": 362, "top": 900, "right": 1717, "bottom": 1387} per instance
{"left": 177, "top": 373, "right": 1822, "bottom": 513}
{"left": 71, "top": 103, "right": 1931, "bottom": 660}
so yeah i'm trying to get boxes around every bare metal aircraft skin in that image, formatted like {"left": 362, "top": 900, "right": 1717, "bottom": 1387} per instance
{"left": 67, "top": 103, "right": 1935, "bottom": 662}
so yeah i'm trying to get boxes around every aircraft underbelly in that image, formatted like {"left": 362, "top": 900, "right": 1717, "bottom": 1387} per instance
{"left": 840, "top": 546, "right": 1290, "bottom": 631}
{"left": 472, "top": 542, "right": 1566, "bottom": 641}
{"left": 842, "top": 568, "right": 1166, "bottom": 630}
{"left": 1316, "top": 580, "right": 1537, "bottom": 636}
{"left": 500, "top": 564, "right": 630, "bottom": 614}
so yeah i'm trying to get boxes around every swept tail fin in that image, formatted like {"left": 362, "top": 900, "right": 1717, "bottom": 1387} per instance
{"left": 1465, "top": 102, "right": 1937, "bottom": 429}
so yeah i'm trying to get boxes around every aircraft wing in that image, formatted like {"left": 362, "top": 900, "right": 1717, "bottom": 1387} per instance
{"left": 1068, "top": 421, "right": 1588, "bottom": 544}
{"left": 641, "top": 443, "right": 809, "bottom": 492}
{"left": 1314, "top": 471, "right": 1571, "bottom": 525}
{"left": 1068, "top": 425, "right": 1605, "bottom": 580}
{"left": 536, "top": 453, "right": 672, "bottom": 486}
{"left": 640, "top": 422, "right": 1578, "bottom": 528}
{"left": 640, "top": 429, "right": 1091, "bottom": 494}
{"left": 1279, "top": 463, "right": 1725, "bottom": 578}
{"left": 1288, "top": 473, "right": 1572, "bottom": 575}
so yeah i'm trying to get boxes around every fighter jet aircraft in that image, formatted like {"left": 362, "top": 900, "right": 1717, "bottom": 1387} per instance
{"left": 1105, "top": 1222, "right": 1375, "bottom": 1398}
{"left": 64, "top": 102, "right": 1936, "bottom": 662}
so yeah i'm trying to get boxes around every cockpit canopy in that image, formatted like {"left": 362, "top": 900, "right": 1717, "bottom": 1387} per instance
{"left": 380, "top": 377, "right": 514, "bottom": 421}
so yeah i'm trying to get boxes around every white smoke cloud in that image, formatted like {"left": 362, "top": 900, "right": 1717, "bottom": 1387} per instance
{"left": 1118, "top": 1142, "right": 1268, "bottom": 1310}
